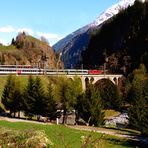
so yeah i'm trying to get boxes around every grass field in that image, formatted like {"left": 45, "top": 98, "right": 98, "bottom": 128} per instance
{"left": 0, "top": 75, "right": 145, "bottom": 147}
{"left": 0, "top": 120, "right": 140, "bottom": 148}
{"left": 0, "top": 45, "right": 17, "bottom": 52}
{"left": 104, "top": 109, "right": 121, "bottom": 119}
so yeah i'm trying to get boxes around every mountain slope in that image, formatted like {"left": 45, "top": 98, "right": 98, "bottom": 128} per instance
{"left": 53, "top": 0, "right": 136, "bottom": 68}
{"left": 0, "top": 33, "right": 63, "bottom": 69}
{"left": 83, "top": 0, "right": 148, "bottom": 74}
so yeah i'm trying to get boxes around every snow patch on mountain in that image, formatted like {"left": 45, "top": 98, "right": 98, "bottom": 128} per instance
{"left": 92, "top": 0, "right": 135, "bottom": 27}
{"left": 53, "top": 0, "right": 136, "bottom": 52}
{"left": 53, "top": 0, "right": 143, "bottom": 68}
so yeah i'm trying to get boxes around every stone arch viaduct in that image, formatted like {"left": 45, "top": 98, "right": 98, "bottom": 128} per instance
{"left": 66, "top": 74, "right": 123, "bottom": 90}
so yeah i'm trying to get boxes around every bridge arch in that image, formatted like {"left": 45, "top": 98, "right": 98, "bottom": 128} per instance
{"left": 94, "top": 78, "right": 120, "bottom": 109}
{"left": 94, "top": 78, "right": 115, "bottom": 86}
{"left": 81, "top": 75, "right": 122, "bottom": 90}
{"left": 68, "top": 77, "right": 73, "bottom": 81}
{"left": 89, "top": 76, "right": 120, "bottom": 85}
{"left": 67, "top": 74, "right": 123, "bottom": 90}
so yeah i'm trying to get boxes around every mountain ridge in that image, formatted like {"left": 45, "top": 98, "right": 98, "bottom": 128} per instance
{"left": 53, "top": 0, "right": 137, "bottom": 68}
{"left": 83, "top": 0, "right": 148, "bottom": 74}
{"left": 0, "top": 32, "right": 63, "bottom": 69}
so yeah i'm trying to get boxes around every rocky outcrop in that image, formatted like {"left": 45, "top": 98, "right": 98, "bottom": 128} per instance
{"left": 0, "top": 33, "right": 63, "bottom": 69}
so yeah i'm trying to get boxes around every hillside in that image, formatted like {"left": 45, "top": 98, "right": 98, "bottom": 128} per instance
{"left": 82, "top": 0, "right": 148, "bottom": 74}
{"left": 53, "top": 0, "right": 136, "bottom": 68}
{"left": 0, "top": 32, "right": 63, "bottom": 69}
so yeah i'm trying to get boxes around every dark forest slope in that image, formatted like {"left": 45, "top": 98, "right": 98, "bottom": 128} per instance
{"left": 83, "top": 1, "right": 148, "bottom": 74}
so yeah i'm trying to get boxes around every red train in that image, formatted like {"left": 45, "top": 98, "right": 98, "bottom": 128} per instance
{"left": 0, "top": 65, "right": 104, "bottom": 75}
{"left": 88, "top": 70, "right": 103, "bottom": 75}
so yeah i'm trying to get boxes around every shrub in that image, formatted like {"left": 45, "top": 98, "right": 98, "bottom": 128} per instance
{"left": 0, "top": 127, "right": 53, "bottom": 147}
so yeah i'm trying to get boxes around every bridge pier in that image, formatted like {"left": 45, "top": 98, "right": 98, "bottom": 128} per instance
{"left": 80, "top": 74, "right": 122, "bottom": 90}
{"left": 61, "top": 74, "right": 122, "bottom": 91}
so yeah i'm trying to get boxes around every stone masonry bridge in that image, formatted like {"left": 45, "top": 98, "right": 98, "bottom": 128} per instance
{"left": 66, "top": 74, "right": 123, "bottom": 90}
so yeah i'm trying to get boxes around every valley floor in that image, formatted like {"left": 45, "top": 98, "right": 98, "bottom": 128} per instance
{"left": 0, "top": 115, "right": 148, "bottom": 146}
{"left": 68, "top": 125, "right": 148, "bottom": 145}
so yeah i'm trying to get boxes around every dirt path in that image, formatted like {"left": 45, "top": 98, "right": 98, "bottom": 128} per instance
{"left": 67, "top": 125, "right": 136, "bottom": 138}
{"left": 0, "top": 116, "right": 148, "bottom": 145}
{"left": 1, "top": 116, "right": 134, "bottom": 139}
{"left": 67, "top": 125, "right": 148, "bottom": 144}
{"left": 0, "top": 116, "right": 52, "bottom": 125}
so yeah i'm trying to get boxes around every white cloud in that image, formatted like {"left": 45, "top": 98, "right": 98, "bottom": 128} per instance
{"left": 0, "top": 25, "right": 15, "bottom": 33}
{"left": 0, "top": 38, "right": 9, "bottom": 45}
{"left": 0, "top": 25, "right": 64, "bottom": 46}
{"left": 49, "top": 35, "right": 64, "bottom": 45}
{"left": 36, "top": 32, "right": 64, "bottom": 45}
{"left": 0, "top": 26, "right": 34, "bottom": 36}
{"left": 17, "top": 28, "right": 34, "bottom": 35}
{"left": 36, "top": 32, "right": 59, "bottom": 39}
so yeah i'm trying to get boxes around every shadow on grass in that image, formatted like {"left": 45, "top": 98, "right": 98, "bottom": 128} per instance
{"left": 106, "top": 135, "right": 148, "bottom": 148}
{"left": 104, "top": 126, "right": 140, "bottom": 135}
{"left": 103, "top": 127, "right": 148, "bottom": 147}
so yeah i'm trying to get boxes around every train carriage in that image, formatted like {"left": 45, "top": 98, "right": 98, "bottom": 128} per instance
{"left": 0, "top": 65, "right": 104, "bottom": 76}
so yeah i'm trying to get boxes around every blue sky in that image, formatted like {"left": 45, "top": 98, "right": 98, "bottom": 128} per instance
{"left": 0, "top": 0, "right": 119, "bottom": 46}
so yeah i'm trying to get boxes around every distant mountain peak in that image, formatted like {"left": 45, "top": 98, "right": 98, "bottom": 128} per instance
{"left": 53, "top": 0, "right": 136, "bottom": 51}
{"left": 53, "top": 0, "right": 143, "bottom": 68}
{"left": 91, "top": 0, "right": 135, "bottom": 27}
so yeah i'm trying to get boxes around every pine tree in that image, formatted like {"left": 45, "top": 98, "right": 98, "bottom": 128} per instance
{"left": 77, "top": 85, "right": 104, "bottom": 126}
{"left": 128, "top": 65, "right": 148, "bottom": 135}
{"left": 1, "top": 75, "right": 15, "bottom": 115}
{"left": 89, "top": 86, "right": 104, "bottom": 126}
{"left": 1, "top": 75, "right": 23, "bottom": 117}
{"left": 44, "top": 82, "right": 57, "bottom": 120}
{"left": 33, "top": 77, "right": 46, "bottom": 119}
{"left": 23, "top": 75, "right": 36, "bottom": 118}
{"left": 11, "top": 38, "right": 15, "bottom": 45}
{"left": 143, "top": 79, "right": 148, "bottom": 104}
{"left": 53, "top": 77, "right": 79, "bottom": 124}
{"left": 72, "top": 76, "right": 83, "bottom": 98}
{"left": 95, "top": 79, "right": 122, "bottom": 110}
{"left": 128, "top": 76, "right": 146, "bottom": 131}
{"left": 10, "top": 77, "right": 23, "bottom": 117}
{"left": 54, "top": 77, "right": 67, "bottom": 124}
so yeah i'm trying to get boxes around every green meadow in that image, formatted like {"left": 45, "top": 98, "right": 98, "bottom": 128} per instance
{"left": 0, "top": 120, "right": 138, "bottom": 148}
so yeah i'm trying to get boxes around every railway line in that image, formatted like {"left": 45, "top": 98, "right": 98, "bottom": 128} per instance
{"left": 0, "top": 65, "right": 104, "bottom": 75}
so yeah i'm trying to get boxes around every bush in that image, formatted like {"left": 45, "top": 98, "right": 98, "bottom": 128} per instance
{"left": 0, "top": 128, "right": 53, "bottom": 147}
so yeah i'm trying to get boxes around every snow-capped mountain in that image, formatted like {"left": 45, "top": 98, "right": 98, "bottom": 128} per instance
{"left": 53, "top": 0, "right": 137, "bottom": 68}
{"left": 91, "top": 0, "right": 135, "bottom": 27}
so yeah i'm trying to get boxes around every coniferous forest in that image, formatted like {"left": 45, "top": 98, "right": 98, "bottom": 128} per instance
{"left": 0, "top": 66, "right": 148, "bottom": 136}
{"left": 83, "top": 1, "right": 148, "bottom": 75}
